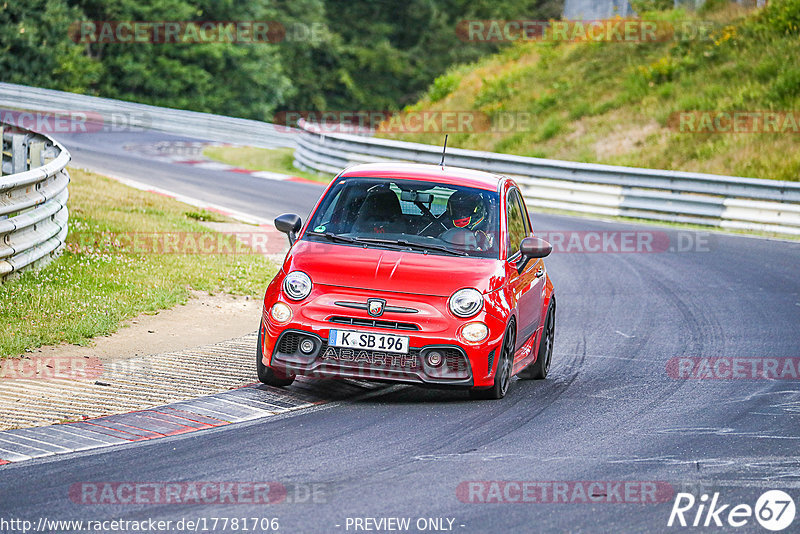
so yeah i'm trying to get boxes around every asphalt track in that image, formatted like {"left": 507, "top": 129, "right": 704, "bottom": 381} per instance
{"left": 1, "top": 129, "right": 799, "bottom": 532}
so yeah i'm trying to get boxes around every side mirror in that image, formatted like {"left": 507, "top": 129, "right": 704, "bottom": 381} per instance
{"left": 275, "top": 213, "right": 302, "bottom": 245}
{"left": 516, "top": 236, "right": 552, "bottom": 273}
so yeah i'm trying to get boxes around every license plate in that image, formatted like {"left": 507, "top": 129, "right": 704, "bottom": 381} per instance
{"left": 328, "top": 329, "right": 409, "bottom": 354}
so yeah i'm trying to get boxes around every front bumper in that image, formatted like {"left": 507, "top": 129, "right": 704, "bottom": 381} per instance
{"left": 261, "top": 286, "right": 506, "bottom": 388}
{"left": 271, "top": 329, "right": 476, "bottom": 386}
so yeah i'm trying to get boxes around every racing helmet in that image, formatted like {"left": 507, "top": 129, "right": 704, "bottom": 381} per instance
{"left": 447, "top": 190, "right": 486, "bottom": 230}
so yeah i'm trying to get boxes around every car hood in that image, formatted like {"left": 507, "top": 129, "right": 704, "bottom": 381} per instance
{"left": 284, "top": 240, "right": 506, "bottom": 297}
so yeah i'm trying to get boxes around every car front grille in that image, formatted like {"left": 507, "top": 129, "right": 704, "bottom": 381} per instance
{"left": 328, "top": 316, "right": 420, "bottom": 331}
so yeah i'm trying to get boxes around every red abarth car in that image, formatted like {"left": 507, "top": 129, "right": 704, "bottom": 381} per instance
{"left": 258, "top": 162, "right": 555, "bottom": 399}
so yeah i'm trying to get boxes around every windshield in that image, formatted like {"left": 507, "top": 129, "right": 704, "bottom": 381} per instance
{"left": 304, "top": 177, "right": 500, "bottom": 258}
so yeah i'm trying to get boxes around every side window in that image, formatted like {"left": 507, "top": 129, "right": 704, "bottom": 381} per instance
{"left": 506, "top": 189, "right": 527, "bottom": 257}
{"left": 517, "top": 191, "right": 532, "bottom": 235}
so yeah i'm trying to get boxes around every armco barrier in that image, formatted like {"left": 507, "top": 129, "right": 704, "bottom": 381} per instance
{"left": 2, "top": 83, "right": 796, "bottom": 235}
{"left": 0, "top": 125, "right": 70, "bottom": 281}
{"left": 0, "top": 82, "right": 296, "bottom": 150}
{"left": 294, "top": 119, "right": 800, "bottom": 235}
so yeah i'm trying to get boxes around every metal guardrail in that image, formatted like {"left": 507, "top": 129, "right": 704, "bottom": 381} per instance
{"left": 0, "top": 125, "right": 70, "bottom": 281}
{"left": 295, "top": 120, "right": 800, "bottom": 235}
{"left": 0, "top": 82, "right": 297, "bottom": 150}
{"left": 3, "top": 83, "right": 796, "bottom": 235}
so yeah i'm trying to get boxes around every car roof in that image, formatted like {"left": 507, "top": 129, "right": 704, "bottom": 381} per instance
{"left": 338, "top": 162, "right": 506, "bottom": 192}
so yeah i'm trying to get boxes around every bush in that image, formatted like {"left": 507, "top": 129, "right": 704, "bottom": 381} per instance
{"left": 767, "top": 68, "right": 800, "bottom": 106}
{"left": 537, "top": 117, "right": 562, "bottom": 141}
{"left": 637, "top": 55, "right": 679, "bottom": 84}
{"left": 761, "top": 0, "right": 800, "bottom": 35}
{"left": 629, "top": 0, "right": 674, "bottom": 13}
{"left": 474, "top": 77, "right": 516, "bottom": 108}
{"left": 428, "top": 72, "right": 462, "bottom": 103}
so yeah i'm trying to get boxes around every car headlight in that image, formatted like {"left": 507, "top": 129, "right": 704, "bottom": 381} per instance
{"left": 270, "top": 302, "right": 292, "bottom": 323}
{"left": 283, "top": 271, "right": 312, "bottom": 300}
{"left": 461, "top": 322, "right": 489, "bottom": 343}
{"left": 449, "top": 288, "right": 483, "bottom": 318}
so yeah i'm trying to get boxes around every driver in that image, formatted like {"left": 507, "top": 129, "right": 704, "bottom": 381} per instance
{"left": 441, "top": 190, "right": 494, "bottom": 250}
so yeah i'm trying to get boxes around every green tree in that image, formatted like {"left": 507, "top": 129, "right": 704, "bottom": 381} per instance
{"left": 0, "top": 0, "right": 100, "bottom": 92}
{"left": 73, "top": 0, "right": 291, "bottom": 120}
{"left": 1, "top": 0, "right": 565, "bottom": 121}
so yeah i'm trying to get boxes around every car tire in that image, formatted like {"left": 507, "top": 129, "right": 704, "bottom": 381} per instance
{"left": 469, "top": 321, "right": 516, "bottom": 400}
{"left": 519, "top": 297, "right": 555, "bottom": 380}
{"left": 256, "top": 326, "right": 295, "bottom": 387}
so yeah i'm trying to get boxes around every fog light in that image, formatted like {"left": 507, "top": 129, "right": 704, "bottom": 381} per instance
{"left": 461, "top": 322, "right": 489, "bottom": 343}
{"left": 300, "top": 338, "right": 315, "bottom": 354}
{"left": 426, "top": 350, "right": 443, "bottom": 367}
{"left": 270, "top": 302, "right": 292, "bottom": 324}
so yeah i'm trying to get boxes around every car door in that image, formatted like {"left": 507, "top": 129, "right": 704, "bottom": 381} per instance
{"left": 505, "top": 188, "right": 544, "bottom": 355}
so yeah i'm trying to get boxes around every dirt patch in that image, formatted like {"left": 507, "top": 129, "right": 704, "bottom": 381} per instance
{"left": 28, "top": 291, "right": 262, "bottom": 365}
{"left": 593, "top": 121, "right": 661, "bottom": 158}
{"left": 0, "top": 332, "right": 263, "bottom": 430}
{"left": 0, "top": 291, "right": 267, "bottom": 430}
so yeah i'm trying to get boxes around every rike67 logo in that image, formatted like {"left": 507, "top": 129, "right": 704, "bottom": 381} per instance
{"left": 668, "top": 490, "right": 796, "bottom": 531}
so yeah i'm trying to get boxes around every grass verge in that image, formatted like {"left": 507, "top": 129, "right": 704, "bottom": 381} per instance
{"left": 0, "top": 167, "right": 277, "bottom": 359}
{"left": 381, "top": 1, "right": 800, "bottom": 181}
{"left": 203, "top": 146, "right": 333, "bottom": 183}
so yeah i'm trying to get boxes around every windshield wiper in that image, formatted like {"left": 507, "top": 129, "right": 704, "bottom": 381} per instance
{"left": 357, "top": 237, "right": 468, "bottom": 257}
{"left": 306, "top": 231, "right": 360, "bottom": 244}
{"left": 307, "top": 232, "right": 468, "bottom": 256}
{"left": 306, "top": 231, "right": 406, "bottom": 251}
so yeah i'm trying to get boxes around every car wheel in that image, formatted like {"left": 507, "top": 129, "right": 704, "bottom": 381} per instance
{"left": 256, "top": 326, "right": 295, "bottom": 387}
{"left": 519, "top": 298, "right": 555, "bottom": 380}
{"left": 469, "top": 321, "right": 516, "bottom": 400}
